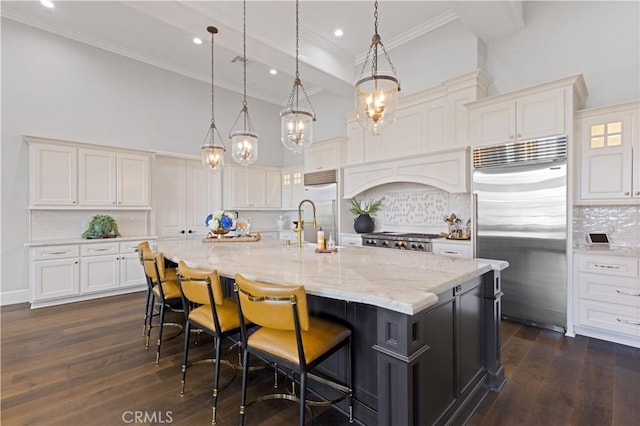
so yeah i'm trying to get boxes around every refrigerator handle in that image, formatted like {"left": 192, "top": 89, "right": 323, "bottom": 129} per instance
{"left": 472, "top": 193, "right": 478, "bottom": 258}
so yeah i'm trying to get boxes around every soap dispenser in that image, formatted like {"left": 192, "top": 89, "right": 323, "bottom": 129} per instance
{"left": 317, "top": 227, "right": 325, "bottom": 250}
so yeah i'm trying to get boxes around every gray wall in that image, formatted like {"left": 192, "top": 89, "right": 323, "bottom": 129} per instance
{"left": 2, "top": 0, "right": 639, "bottom": 299}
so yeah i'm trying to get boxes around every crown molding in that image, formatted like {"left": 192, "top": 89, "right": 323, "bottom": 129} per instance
{"left": 355, "top": 9, "right": 458, "bottom": 65}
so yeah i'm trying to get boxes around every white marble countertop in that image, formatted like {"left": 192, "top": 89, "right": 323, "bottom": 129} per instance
{"left": 573, "top": 244, "right": 640, "bottom": 257}
{"left": 25, "top": 235, "right": 158, "bottom": 247}
{"left": 156, "top": 239, "right": 497, "bottom": 315}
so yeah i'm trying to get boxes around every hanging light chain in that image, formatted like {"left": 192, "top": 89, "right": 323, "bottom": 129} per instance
{"left": 374, "top": 0, "right": 379, "bottom": 35}
{"left": 210, "top": 27, "right": 216, "bottom": 127}
{"left": 295, "top": 0, "right": 300, "bottom": 79}
{"left": 242, "top": 0, "right": 247, "bottom": 107}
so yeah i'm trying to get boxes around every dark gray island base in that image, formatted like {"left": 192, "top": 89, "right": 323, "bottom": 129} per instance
{"left": 223, "top": 268, "right": 505, "bottom": 425}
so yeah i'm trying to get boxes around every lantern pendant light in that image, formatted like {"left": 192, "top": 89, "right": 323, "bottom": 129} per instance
{"left": 230, "top": 0, "right": 258, "bottom": 166}
{"left": 280, "top": 0, "right": 316, "bottom": 154}
{"left": 201, "top": 26, "right": 226, "bottom": 171}
{"left": 355, "top": 0, "right": 400, "bottom": 136}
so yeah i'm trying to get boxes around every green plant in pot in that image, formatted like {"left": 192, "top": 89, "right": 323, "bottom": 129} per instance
{"left": 81, "top": 214, "right": 121, "bottom": 239}
{"left": 348, "top": 197, "right": 383, "bottom": 234}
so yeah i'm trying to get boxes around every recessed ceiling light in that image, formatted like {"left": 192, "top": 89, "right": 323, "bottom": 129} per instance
{"left": 193, "top": 37, "right": 203, "bottom": 45}
{"left": 334, "top": 29, "right": 344, "bottom": 37}
{"left": 40, "top": 0, "right": 55, "bottom": 9}
{"left": 270, "top": 69, "right": 277, "bottom": 75}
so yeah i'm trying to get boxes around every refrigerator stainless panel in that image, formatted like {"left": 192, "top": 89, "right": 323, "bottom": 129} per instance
{"left": 301, "top": 183, "right": 337, "bottom": 244}
{"left": 473, "top": 159, "right": 567, "bottom": 331}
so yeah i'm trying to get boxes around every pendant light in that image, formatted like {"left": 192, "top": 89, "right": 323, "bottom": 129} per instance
{"left": 229, "top": 0, "right": 258, "bottom": 166}
{"left": 354, "top": 0, "right": 400, "bottom": 136}
{"left": 280, "top": 0, "right": 316, "bottom": 154}
{"left": 201, "top": 26, "right": 226, "bottom": 171}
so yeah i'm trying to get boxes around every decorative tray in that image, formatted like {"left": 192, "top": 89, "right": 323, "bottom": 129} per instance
{"left": 315, "top": 247, "right": 338, "bottom": 253}
{"left": 203, "top": 233, "right": 261, "bottom": 243}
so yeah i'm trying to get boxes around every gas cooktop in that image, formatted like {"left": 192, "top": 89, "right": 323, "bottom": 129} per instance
{"left": 361, "top": 232, "right": 443, "bottom": 251}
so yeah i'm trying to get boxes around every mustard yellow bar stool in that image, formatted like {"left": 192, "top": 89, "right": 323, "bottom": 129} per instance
{"left": 233, "top": 273, "right": 353, "bottom": 426}
{"left": 141, "top": 248, "right": 183, "bottom": 365}
{"left": 136, "top": 241, "right": 152, "bottom": 337}
{"left": 176, "top": 261, "right": 244, "bottom": 424}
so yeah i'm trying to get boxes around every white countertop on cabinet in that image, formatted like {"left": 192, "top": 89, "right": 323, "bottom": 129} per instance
{"left": 156, "top": 239, "right": 497, "bottom": 315}
{"left": 25, "top": 235, "right": 158, "bottom": 247}
{"left": 573, "top": 244, "right": 640, "bottom": 257}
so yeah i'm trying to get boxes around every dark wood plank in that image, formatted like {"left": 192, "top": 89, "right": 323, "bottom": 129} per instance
{"left": 614, "top": 344, "right": 640, "bottom": 426}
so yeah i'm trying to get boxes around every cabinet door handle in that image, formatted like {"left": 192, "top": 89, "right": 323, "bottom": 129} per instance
{"left": 444, "top": 250, "right": 459, "bottom": 254}
{"left": 594, "top": 264, "right": 620, "bottom": 269}
{"left": 617, "top": 289, "right": 640, "bottom": 296}
{"left": 617, "top": 318, "right": 640, "bottom": 326}
{"left": 91, "top": 248, "right": 110, "bottom": 252}
{"left": 48, "top": 251, "right": 71, "bottom": 255}
{"left": 635, "top": 191, "right": 640, "bottom": 195}
{"left": 624, "top": 192, "right": 630, "bottom": 195}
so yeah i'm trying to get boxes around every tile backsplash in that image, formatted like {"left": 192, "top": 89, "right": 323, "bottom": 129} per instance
{"left": 573, "top": 205, "right": 640, "bottom": 247}
{"left": 354, "top": 183, "right": 471, "bottom": 234}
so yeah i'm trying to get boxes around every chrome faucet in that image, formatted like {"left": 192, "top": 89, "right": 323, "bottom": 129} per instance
{"left": 295, "top": 199, "right": 317, "bottom": 247}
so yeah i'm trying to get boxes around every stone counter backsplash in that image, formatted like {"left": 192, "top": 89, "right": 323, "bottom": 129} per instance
{"left": 573, "top": 205, "right": 640, "bottom": 247}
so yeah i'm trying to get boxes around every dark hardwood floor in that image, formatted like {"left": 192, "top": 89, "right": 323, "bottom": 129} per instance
{"left": 1, "top": 292, "right": 638, "bottom": 425}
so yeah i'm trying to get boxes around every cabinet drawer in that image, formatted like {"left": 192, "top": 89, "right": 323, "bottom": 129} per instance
{"left": 576, "top": 254, "right": 639, "bottom": 278}
{"left": 33, "top": 245, "right": 79, "bottom": 260}
{"left": 340, "top": 235, "right": 362, "bottom": 247}
{"left": 578, "top": 272, "right": 640, "bottom": 307}
{"left": 81, "top": 243, "right": 119, "bottom": 256}
{"left": 432, "top": 241, "right": 472, "bottom": 258}
{"left": 578, "top": 299, "right": 640, "bottom": 337}
{"left": 119, "top": 240, "right": 153, "bottom": 254}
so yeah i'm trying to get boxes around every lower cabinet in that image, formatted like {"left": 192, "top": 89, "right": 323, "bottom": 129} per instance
{"left": 432, "top": 239, "right": 472, "bottom": 258}
{"left": 31, "top": 240, "right": 150, "bottom": 308}
{"left": 574, "top": 252, "right": 640, "bottom": 347}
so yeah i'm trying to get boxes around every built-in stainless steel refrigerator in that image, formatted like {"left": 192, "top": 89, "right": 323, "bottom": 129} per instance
{"left": 473, "top": 136, "right": 568, "bottom": 331}
{"left": 302, "top": 171, "right": 338, "bottom": 244}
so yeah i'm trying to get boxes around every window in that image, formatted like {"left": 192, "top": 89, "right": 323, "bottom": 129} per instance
{"left": 590, "top": 120, "right": 622, "bottom": 148}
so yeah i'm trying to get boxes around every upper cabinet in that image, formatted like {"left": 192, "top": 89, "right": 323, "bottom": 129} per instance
{"left": 467, "top": 74, "right": 587, "bottom": 149}
{"left": 304, "top": 138, "right": 347, "bottom": 173}
{"left": 27, "top": 137, "right": 151, "bottom": 209}
{"left": 281, "top": 166, "right": 304, "bottom": 210}
{"left": 345, "top": 70, "right": 489, "bottom": 166}
{"left": 469, "top": 89, "right": 565, "bottom": 147}
{"left": 223, "top": 164, "right": 282, "bottom": 210}
{"left": 30, "top": 143, "right": 78, "bottom": 206}
{"left": 576, "top": 101, "right": 639, "bottom": 204}
{"left": 78, "top": 149, "right": 149, "bottom": 207}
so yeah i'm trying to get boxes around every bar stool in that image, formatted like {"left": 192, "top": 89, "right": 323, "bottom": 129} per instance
{"left": 141, "top": 248, "right": 183, "bottom": 365}
{"left": 176, "top": 261, "right": 244, "bottom": 424}
{"left": 233, "top": 273, "right": 353, "bottom": 426}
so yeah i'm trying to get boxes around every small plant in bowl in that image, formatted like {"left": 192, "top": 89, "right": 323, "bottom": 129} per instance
{"left": 348, "top": 197, "right": 384, "bottom": 233}
{"left": 82, "top": 215, "right": 121, "bottom": 239}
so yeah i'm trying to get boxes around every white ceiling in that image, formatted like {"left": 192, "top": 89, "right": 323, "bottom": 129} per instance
{"left": 1, "top": 1, "right": 524, "bottom": 106}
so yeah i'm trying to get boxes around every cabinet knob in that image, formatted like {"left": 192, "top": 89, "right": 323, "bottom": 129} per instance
{"left": 113, "top": 202, "right": 116, "bottom": 205}
{"left": 517, "top": 133, "right": 521, "bottom": 138}
{"left": 635, "top": 191, "right": 639, "bottom": 195}
{"left": 624, "top": 192, "right": 630, "bottom": 195}
{"left": 180, "top": 230, "right": 186, "bottom": 234}
{"left": 72, "top": 201, "right": 76, "bottom": 204}
{"left": 188, "top": 230, "right": 193, "bottom": 234}
{"left": 509, "top": 135, "right": 515, "bottom": 140}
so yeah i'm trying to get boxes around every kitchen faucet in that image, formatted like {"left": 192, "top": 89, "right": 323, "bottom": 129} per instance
{"left": 295, "top": 199, "right": 317, "bottom": 247}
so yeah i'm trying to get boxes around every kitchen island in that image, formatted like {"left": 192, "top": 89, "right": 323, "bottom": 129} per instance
{"left": 157, "top": 239, "right": 507, "bottom": 425}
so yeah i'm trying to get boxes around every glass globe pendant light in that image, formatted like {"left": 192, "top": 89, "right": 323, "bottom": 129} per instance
{"left": 230, "top": 0, "right": 258, "bottom": 166}
{"left": 354, "top": 0, "right": 400, "bottom": 136}
{"left": 280, "top": 0, "right": 316, "bottom": 154}
{"left": 201, "top": 26, "right": 226, "bottom": 171}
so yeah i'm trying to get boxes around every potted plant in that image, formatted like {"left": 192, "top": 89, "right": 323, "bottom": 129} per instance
{"left": 81, "top": 214, "right": 121, "bottom": 239}
{"left": 348, "top": 197, "right": 383, "bottom": 233}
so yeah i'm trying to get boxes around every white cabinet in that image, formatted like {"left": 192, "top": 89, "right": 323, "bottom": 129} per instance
{"left": 304, "top": 138, "right": 346, "bottom": 173}
{"left": 29, "top": 143, "right": 78, "bottom": 206}
{"left": 281, "top": 167, "right": 304, "bottom": 209}
{"left": 80, "top": 243, "right": 120, "bottom": 293}
{"left": 78, "top": 149, "right": 150, "bottom": 207}
{"left": 32, "top": 245, "right": 80, "bottom": 300}
{"left": 469, "top": 88, "right": 565, "bottom": 147}
{"left": 340, "top": 234, "right": 362, "bottom": 247}
{"left": 223, "top": 165, "right": 281, "bottom": 210}
{"left": 27, "top": 137, "right": 151, "bottom": 209}
{"left": 155, "top": 157, "right": 221, "bottom": 239}
{"left": 576, "top": 102, "right": 639, "bottom": 203}
{"left": 432, "top": 240, "right": 472, "bottom": 258}
{"left": 31, "top": 239, "right": 150, "bottom": 307}
{"left": 574, "top": 252, "right": 640, "bottom": 348}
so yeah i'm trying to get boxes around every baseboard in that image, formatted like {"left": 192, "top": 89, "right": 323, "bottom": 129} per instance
{"left": 0, "top": 289, "right": 30, "bottom": 306}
